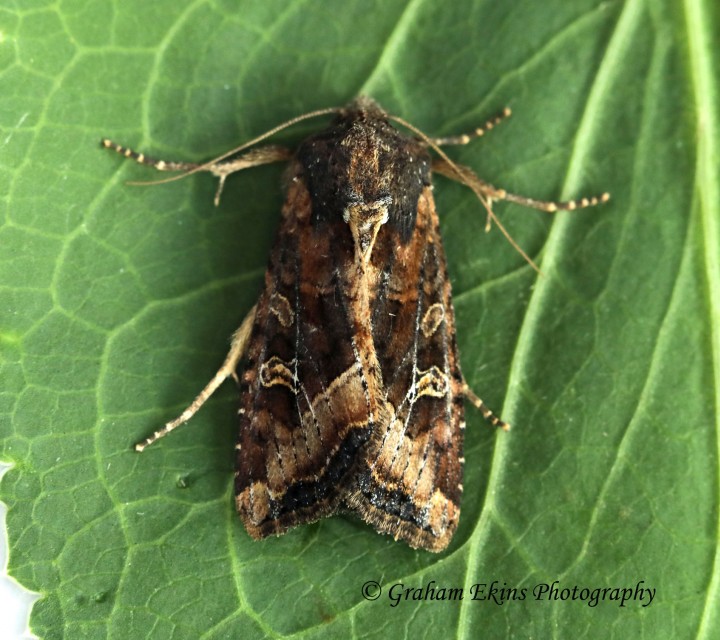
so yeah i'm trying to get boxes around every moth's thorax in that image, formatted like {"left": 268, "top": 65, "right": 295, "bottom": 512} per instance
{"left": 296, "top": 99, "right": 432, "bottom": 244}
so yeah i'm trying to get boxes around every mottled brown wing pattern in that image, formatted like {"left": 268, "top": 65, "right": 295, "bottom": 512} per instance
{"left": 235, "top": 170, "right": 382, "bottom": 538}
{"left": 345, "top": 187, "right": 465, "bottom": 552}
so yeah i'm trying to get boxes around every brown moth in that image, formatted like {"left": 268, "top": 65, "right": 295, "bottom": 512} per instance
{"left": 103, "top": 97, "right": 608, "bottom": 551}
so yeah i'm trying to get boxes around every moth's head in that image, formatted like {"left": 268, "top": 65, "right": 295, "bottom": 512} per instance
{"left": 340, "top": 96, "right": 387, "bottom": 120}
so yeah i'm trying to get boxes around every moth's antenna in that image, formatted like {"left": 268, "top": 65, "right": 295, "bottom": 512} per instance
{"left": 390, "top": 114, "right": 543, "bottom": 273}
{"left": 128, "top": 106, "right": 341, "bottom": 187}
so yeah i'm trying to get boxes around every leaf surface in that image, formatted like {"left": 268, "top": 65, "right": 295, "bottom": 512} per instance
{"left": 1, "top": 0, "right": 717, "bottom": 638}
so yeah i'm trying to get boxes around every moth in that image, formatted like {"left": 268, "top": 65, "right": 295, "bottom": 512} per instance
{"left": 103, "top": 97, "right": 608, "bottom": 551}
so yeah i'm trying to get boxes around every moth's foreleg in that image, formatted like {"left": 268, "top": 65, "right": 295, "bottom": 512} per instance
{"left": 431, "top": 158, "right": 610, "bottom": 215}
{"left": 101, "top": 140, "right": 292, "bottom": 205}
{"left": 134, "top": 305, "right": 257, "bottom": 452}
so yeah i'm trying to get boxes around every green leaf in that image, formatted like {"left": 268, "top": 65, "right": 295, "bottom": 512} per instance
{"left": 1, "top": 0, "right": 717, "bottom": 638}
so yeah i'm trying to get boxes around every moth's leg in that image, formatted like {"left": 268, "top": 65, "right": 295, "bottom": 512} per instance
{"left": 134, "top": 304, "right": 257, "bottom": 452}
{"left": 428, "top": 107, "right": 512, "bottom": 146}
{"left": 461, "top": 383, "right": 510, "bottom": 431}
{"left": 432, "top": 158, "right": 610, "bottom": 215}
{"left": 101, "top": 140, "right": 293, "bottom": 205}
{"left": 421, "top": 105, "right": 609, "bottom": 214}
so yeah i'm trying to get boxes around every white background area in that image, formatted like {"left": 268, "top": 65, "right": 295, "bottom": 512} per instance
{"left": 0, "top": 462, "right": 39, "bottom": 640}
